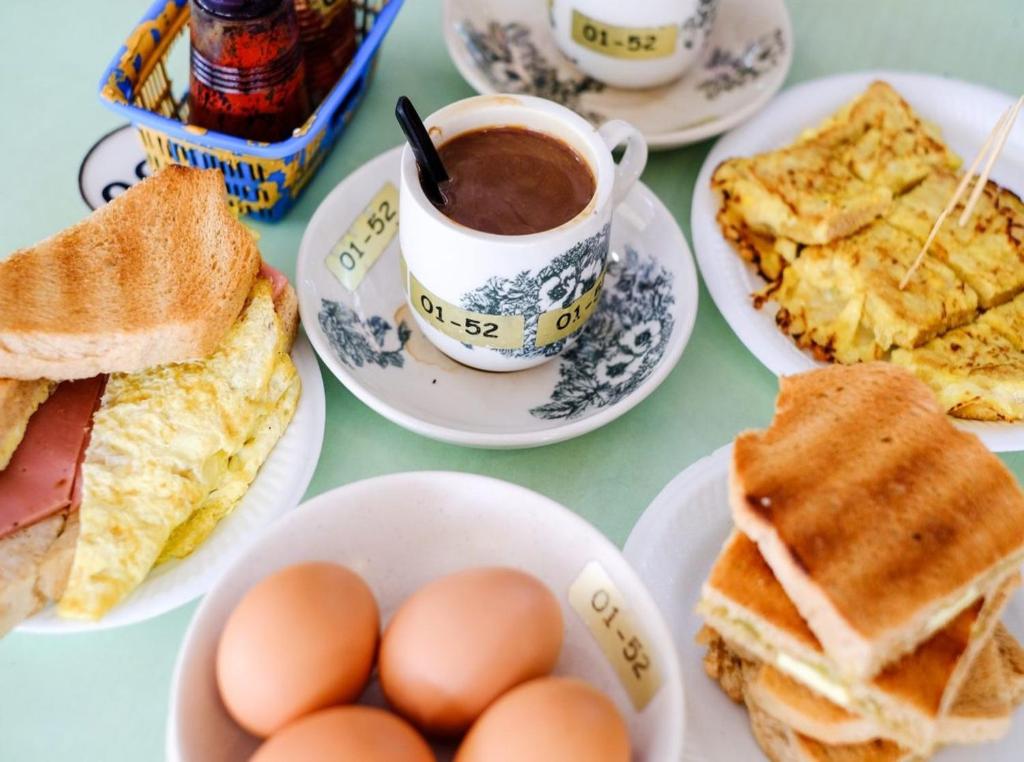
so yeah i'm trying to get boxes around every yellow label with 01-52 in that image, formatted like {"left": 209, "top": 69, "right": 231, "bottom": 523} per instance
{"left": 408, "top": 271, "right": 525, "bottom": 350}
{"left": 569, "top": 561, "right": 663, "bottom": 710}
{"left": 571, "top": 10, "right": 677, "bottom": 60}
{"left": 325, "top": 182, "right": 399, "bottom": 291}
{"left": 536, "top": 270, "right": 605, "bottom": 347}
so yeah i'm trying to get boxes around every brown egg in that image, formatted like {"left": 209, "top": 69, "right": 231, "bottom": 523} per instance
{"left": 455, "top": 677, "right": 631, "bottom": 762}
{"left": 379, "top": 567, "right": 563, "bottom": 735}
{"left": 250, "top": 706, "right": 435, "bottom": 762}
{"left": 217, "top": 562, "right": 379, "bottom": 737}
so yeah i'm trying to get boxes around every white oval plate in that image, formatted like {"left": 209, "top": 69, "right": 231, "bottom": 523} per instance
{"left": 692, "top": 71, "right": 1024, "bottom": 452}
{"left": 20, "top": 334, "right": 326, "bottom": 633}
{"left": 168, "top": 471, "right": 685, "bottom": 762}
{"left": 442, "top": 0, "right": 792, "bottom": 150}
{"left": 624, "top": 444, "right": 1024, "bottom": 761}
{"left": 296, "top": 145, "right": 697, "bottom": 448}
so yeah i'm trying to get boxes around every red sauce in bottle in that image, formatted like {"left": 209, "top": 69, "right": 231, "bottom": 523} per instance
{"left": 189, "top": 0, "right": 311, "bottom": 142}
{"left": 294, "top": 0, "right": 357, "bottom": 107}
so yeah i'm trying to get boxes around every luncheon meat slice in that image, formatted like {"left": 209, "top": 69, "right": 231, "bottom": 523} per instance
{"left": 0, "top": 376, "right": 105, "bottom": 539}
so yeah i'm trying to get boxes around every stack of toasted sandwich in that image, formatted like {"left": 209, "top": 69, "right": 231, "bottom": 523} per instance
{"left": 0, "top": 166, "right": 300, "bottom": 632}
{"left": 697, "top": 362, "right": 1024, "bottom": 760}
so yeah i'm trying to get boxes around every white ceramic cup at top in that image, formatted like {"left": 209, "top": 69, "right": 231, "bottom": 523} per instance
{"left": 399, "top": 94, "right": 647, "bottom": 372}
{"left": 548, "top": 0, "right": 720, "bottom": 89}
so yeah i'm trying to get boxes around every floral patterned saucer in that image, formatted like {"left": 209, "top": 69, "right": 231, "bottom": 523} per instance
{"left": 295, "top": 146, "right": 698, "bottom": 448}
{"left": 441, "top": 0, "right": 792, "bottom": 150}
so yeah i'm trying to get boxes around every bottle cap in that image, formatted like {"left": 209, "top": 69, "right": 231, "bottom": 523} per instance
{"left": 193, "top": 0, "right": 285, "bottom": 20}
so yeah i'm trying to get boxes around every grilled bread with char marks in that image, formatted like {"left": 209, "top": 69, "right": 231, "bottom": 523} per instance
{"left": 730, "top": 364, "right": 1024, "bottom": 681}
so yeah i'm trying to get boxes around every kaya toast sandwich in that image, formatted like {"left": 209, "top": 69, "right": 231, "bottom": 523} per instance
{"left": 702, "top": 626, "right": 1024, "bottom": 761}
{"left": 730, "top": 363, "right": 1024, "bottom": 681}
{"left": 697, "top": 531, "right": 1018, "bottom": 753}
{"left": 0, "top": 166, "right": 300, "bottom": 631}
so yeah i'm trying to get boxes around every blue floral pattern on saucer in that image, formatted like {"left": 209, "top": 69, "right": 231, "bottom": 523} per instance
{"left": 531, "top": 247, "right": 675, "bottom": 420}
{"left": 318, "top": 300, "right": 410, "bottom": 369}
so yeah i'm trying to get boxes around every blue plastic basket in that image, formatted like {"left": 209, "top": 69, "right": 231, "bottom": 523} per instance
{"left": 98, "top": 0, "right": 403, "bottom": 221}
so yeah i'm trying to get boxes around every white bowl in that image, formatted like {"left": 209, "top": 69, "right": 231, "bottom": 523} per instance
{"left": 168, "top": 471, "right": 685, "bottom": 761}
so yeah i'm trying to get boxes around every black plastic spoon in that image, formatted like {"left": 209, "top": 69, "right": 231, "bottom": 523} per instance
{"left": 395, "top": 96, "right": 449, "bottom": 207}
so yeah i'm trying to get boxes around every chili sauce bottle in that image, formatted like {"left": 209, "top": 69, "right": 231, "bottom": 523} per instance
{"left": 189, "top": 0, "right": 311, "bottom": 142}
{"left": 294, "top": 0, "right": 357, "bottom": 107}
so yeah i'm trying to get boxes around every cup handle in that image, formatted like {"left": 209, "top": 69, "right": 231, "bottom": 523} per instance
{"left": 597, "top": 120, "right": 648, "bottom": 208}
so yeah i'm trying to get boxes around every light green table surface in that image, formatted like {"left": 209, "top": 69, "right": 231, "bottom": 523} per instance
{"left": 1, "top": 0, "right": 1022, "bottom": 758}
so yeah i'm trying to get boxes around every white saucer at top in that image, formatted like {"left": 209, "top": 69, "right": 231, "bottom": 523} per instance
{"left": 691, "top": 71, "right": 1024, "bottom": 452}
{"left": 296, "top": 146, "right": 697, "bottom": 449}
{"left": 623, "top": 445, "right": 1024, "bottom": 761}
{"left": 442, "top": 0, "right": 792, "bottom": 150}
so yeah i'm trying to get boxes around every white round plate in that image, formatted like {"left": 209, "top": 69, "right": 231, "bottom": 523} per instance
{"left": 296, "top": 146, "right": 697, "bottom": 448}
{"left": 442, "top": 0, "right": 792, "bottom": 150}
{"left": 78, "top": 124, "right": 151, "bottom": 210}
{"left": 692, "top": 71, "right": 1024, "bottom": 452}
{"left": 20, "top": 334, "right": 327, "bottom": 633}
{"left": 624, "top": 444, "right": 1024, "bottom": 761}
{"left": 168, "top": 471, "right": 685, "bottom": 762}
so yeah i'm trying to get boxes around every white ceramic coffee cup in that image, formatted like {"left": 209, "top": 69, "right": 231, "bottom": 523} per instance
{"left": 549, "top": 0, "right": 720, "bottom": 89}
{"left": 399, "top": 94, "right": 647, "bottom": 372}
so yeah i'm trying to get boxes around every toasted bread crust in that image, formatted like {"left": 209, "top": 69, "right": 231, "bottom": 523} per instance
{"left": 700, "top": 530, "right": 1019, "bottom": 752}
{"left": 732, "top": 363, "right": 1024, "bottom": 677}
{"left": 0, "top": 511, "right": 75, "bottom": 636}
{"left": 0, "top": 378, "right": 54, "bottom": 469}
{"left": 0, "top": 166, "right": 260, "bottom": 380}
{"left": 707, "top": 625, "right": 1020, "bottom": 757}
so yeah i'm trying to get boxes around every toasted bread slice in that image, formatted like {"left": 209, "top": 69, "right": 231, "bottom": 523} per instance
{"left": 703, "top": 630, "right": 913, "bottom": 762}
{"left": 705, "top": 625, "right": 1021, "bottom": 760}
{"left": 698, "top": 531, "right": 1018, "bottom": 752}
{"left": 0, "top": 511, "right": 75, "bottom": 636}
{"left": 888, "top": 170, "right": 1024, "bottom": 309}
{"left": 749, "top": 699, "right": 913, "bottom": 762}
{"left": 730, "top": 363, "right": 1024, "bottom": 679}
{"left": 0, "top": 166, "right": 260, "bottom": 381}
{"left": 0, "top": 378, "right": 54, "bottom": 469}
{"left": 748, "top": 626, "right": 1022, "bottom": 746}
{"left": 993, "top": 625, "right": 1024, "bottom": 705}
{"left": 796, "top": 81, "right": 960, "bottom": 194}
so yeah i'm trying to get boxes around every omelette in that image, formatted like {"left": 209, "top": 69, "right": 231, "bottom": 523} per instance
{"left": 795, "top": 80, "right": 960, "bottom": 192}
{"left": 714, "top": 79, "right": 1024, "bottom": 422}
{"left": 893, "top": 295, "right": 1024, "bottom": 421}
{"left": 772, "top": 222, "right": 978, "bottom": 362}
{"left": 711, "top": 82, "right": 959, "bottom": 247}
{"left": 58, "top": 280, "right": 299, "bottom": 619}
{"left": 716, "top": 197, "right": 799, "bottom": 283}
{"left": 889, "top": 169, "right": 1024, "bottom": 309}
{"left": 711, "top": 149, "right": 891, "bottom": 246}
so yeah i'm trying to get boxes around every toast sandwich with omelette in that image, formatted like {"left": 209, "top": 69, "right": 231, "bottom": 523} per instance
{"left": 712, "top": 80, "right": 1024, "bottom": 421}
{"left": 696, "top": 362, "right": 1024, "bottom": 758}
{"left": 0, "top": 166, "right": 301, "bottom": 632}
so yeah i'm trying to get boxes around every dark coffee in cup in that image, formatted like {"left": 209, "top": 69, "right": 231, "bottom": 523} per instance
{"left": 427, "top": 127, "right": 596, "bottom": 236}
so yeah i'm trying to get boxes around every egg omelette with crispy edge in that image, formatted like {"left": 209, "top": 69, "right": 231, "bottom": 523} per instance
{"left": 58, "top": 279, "right": 299, "bottom": 619}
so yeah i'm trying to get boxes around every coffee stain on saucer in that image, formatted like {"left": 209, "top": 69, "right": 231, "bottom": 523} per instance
{"left": 395, "top": 304, "right": 464, "bottom": 371}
